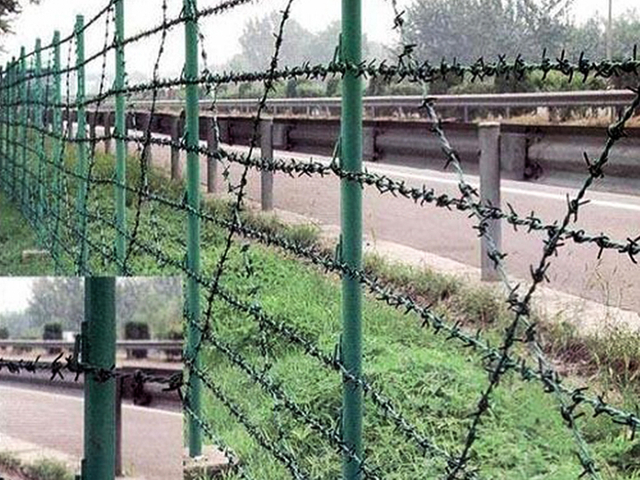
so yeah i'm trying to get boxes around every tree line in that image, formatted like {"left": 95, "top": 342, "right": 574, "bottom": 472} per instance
{"left": 213, "top": 0, "right": 639, "bottom": 98}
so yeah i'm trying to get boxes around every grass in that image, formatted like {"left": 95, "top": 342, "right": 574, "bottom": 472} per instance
{"left": 0, "top": 451, "right": 73, "bottom": 480}
{"left": 0, "top": 193, "right": 54, "bottom": 275}
{"left": 2, "top": 145, "right": 640, "bottom": 479}
{"left": 492, "top": 111, "right": 640, "bottom": 128}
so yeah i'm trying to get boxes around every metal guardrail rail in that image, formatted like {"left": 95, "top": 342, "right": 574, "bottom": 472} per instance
{"left": 0, "top": 339, "right": 183, "bottom": 349}
{"left": 119, "top": 90, "right": 635, "bottom": 118}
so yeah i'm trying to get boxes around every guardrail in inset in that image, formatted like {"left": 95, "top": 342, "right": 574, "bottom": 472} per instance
{"left": 0, "top": 339, "right": 183, "bottom": 349}
{"left": 0, "top": 328, "right": 182, "bottom": 478}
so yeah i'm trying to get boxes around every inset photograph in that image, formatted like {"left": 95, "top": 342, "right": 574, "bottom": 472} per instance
{"left": 0, "top": 277, "right": 183, "bottom": 480}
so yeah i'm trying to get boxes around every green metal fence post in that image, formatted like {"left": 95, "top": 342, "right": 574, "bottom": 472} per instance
{"left": 74, "top": 15, "right": 89, "bottom": 274}
{"left": 10, "top": 57, "right": 17, "bottom": 201}
{"left": 5, "top": 60, "right": 10, "bottom": 149}
{"left": 341, "top": 0, "right": 364, "bottom": 478}
{"left": 34, "top": 38, "right": 44, "bottom": 236}
{"left": 114, "top": 0, "right": 127, "bottom": 270}
{"left": 82, "top": 277, "right": 116, "bottom": 480}
{"left": 6, "top": 60, "right": 14, "bottom": 193}
{"left": 19, "top": 47, "right": 27, "bottom": 212}
{"left": 51, "top": 31, "right": 62, "bottom": 268}
{"left": 6, "top": 60, "right": 12, "bottom": 192}
{"left": 4, "top": 61, "right": 11, "bottom": 192}
{"left": 0, "top": 65, "right": 5, "bottom": 187}
{"left": 1, "top": 63, "right": 8, "bottom": 192}
{"left": 184, "top": 0, "right": 202, "bottom": 457}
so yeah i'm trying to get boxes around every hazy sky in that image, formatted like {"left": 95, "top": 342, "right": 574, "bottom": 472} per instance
{"left": 0, "top": 277, "right": 35, "bottom": 313}
{"left": 1, "top": 0, "right": 637, "bottom": 71}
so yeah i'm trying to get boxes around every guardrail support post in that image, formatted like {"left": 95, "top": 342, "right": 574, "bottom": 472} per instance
{"left": 141, "top": 113, "right": 153, "bottom": 167}
{"left": 341, "top": 0, "right": 364, "bottom": 478}
{"left": 89, "top": 112, "right": 97, "bottom": 156}
{"left": 184, "top": 0, "right": 203, "bottom": 457}
{"left": 362, "top": 126, "right": 376, "bottom": 162}
{"left": 114, "top": 0, "right": 127, "bottom": 272}
{"left": 170, "top": 115, "right": 181, "bottom": 181}
{"left": 479, "top": 122, "right": 502, "bottom": 282}
{"left": 115, "top": 377, "right": 123, "bottom": 477}
{"left": 82, "top": 277, "right": 116, "bottom": 480}
{"left": 103, "top": 112, "right": 112, "bottom": 154}
{"left": 500, "top": 133, "right": 526, "bottom": 180}
{"left": 74, "top": 15, "right": 89, "bottom": 274}
{"left": 260, "top": 118, "right": 273, "bottom": 211}
{"left": 206, "top": 116, "right": 217, "bottom": 193}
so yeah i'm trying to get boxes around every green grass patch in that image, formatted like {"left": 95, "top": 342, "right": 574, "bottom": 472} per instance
{"left": 0, "top": 192, "right": 55, "bottom": 275}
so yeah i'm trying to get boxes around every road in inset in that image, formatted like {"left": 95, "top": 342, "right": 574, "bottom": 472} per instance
{"left": 0, "top": 384, "right": 182, "bottom": 480}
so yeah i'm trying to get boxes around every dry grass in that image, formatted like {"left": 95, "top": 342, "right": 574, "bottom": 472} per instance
{"left": 485, "top": 110, "right": 640, "bottom": 127}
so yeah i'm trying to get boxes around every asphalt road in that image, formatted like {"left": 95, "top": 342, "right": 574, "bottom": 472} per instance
{"left": 0, "top": 383, "right": 182, "bottom": 480}
{"left": 144, "top": 139, "right": 640, "bottom": 315}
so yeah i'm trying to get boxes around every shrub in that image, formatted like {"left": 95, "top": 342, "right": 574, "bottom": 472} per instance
{"left": 124, "top": 321, "right": 150, "bottom": 359}
{"left": 43, "top": 322, "right": 62, "bottom": 354}
{"left": 0, "top": 326, "right": 8, "bottom": 351}
{"left": 26, "top": 458, "right": 74, "bottom": 480}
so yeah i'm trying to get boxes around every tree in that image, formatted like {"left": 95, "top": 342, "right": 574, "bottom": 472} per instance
{"left": 610, "top": 9, "right": 640, "bottom": 61}
{"left": 0, "top": 310, "right": 31, "bottom": 338}
{"left": 27, "top": 278, "right": 84, "bottom": 332}
{"left": 403, "top": 0, "right": 573, "bottom": 65}
{"left": 0, "top": 1, "right": 39, "bottom": 35}
{"left": 238, "top": 12, "right": 313, "bottom": 71}
{"left": 116, "top": 277, "right": 181, "bottom": 339}
{"left": 235, "top": 14, "right": 380, "bottom": 71}
{"left": 564, "top": 15, "right": 605, "bottom": 60}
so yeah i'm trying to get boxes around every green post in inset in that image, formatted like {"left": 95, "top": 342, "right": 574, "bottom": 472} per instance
{"left": 114, "top": 0, "right": 127, "bottom": 271}
{"left": 19, "top": 47, "right": 27, "bottom": 212}
{"left": 340, "top": 0, "right": 363, "bottom": 478}
{"left": 51, "top": 31, "right": 63, "bottom": 267}
{"left": 74, "top": 15, "right": 88, "bottom": 274}
{"left": 34, "top": 38, "right": 44, "bottom": 235}
{"left": 184, "top": 0, "right": 202, "bottom": 457}
{"left": 82, "top": 277, "right": 116, "bottom": 480}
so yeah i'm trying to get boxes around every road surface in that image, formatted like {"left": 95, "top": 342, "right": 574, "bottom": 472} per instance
{"left": 143, "top": 139, "right": 640, "bottom": 315}
{"left": 0, "top": 383, "right": 182, "bottom": 480}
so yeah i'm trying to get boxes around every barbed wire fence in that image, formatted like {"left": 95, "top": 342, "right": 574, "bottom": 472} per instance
{"left": 0, "top": 0, "right": 639, "bottom": 479}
